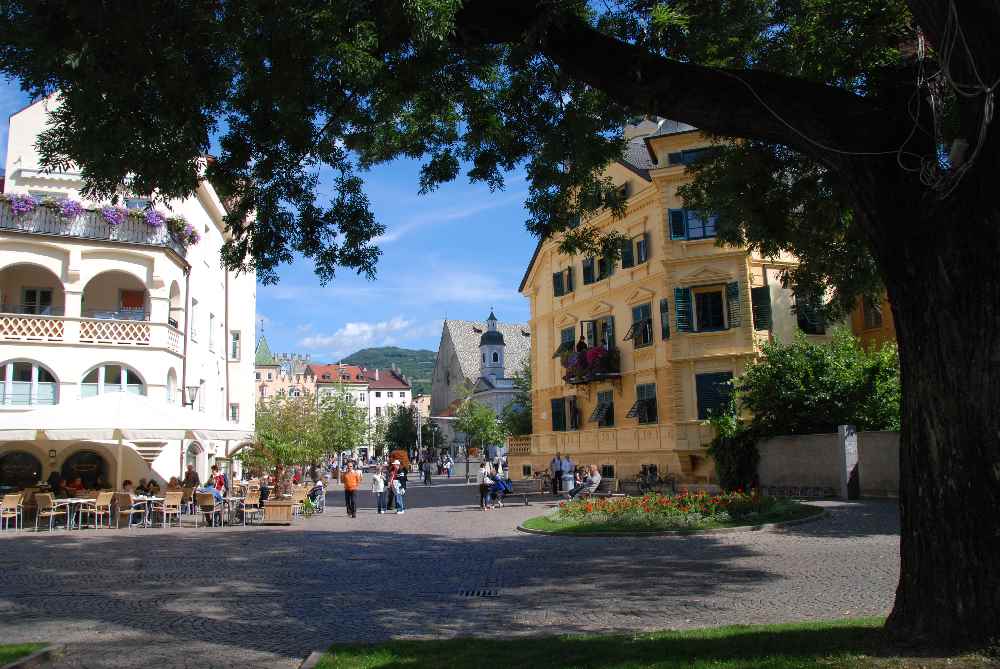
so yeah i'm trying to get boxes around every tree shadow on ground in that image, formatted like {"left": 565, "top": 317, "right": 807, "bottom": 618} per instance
{"left": 773, "top": 500, "right": 899, "bottom": 539}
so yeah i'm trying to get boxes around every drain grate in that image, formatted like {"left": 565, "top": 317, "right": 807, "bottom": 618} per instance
{"left": 459, "top": 589, "right": 500, "bottom": 598}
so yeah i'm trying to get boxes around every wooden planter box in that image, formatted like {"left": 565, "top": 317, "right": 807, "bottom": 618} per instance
{"left": 262, "top": 500, "right": 293, "bottom": 525}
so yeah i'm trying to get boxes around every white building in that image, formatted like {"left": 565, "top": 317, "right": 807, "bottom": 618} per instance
{"left": 0, "top": 97, "right": 256, "bottom": 490}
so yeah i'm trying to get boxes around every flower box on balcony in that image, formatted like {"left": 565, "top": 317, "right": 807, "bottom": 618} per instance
{"left": 561, "top": 346, "right": 621, "bottom": 385}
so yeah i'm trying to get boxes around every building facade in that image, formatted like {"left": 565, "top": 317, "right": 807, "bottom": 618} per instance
{"left": 429, "top": 313, "right": 531, "bottom": 452}
{"left": 850, "top": 293, "right": 896, "bottom": 348}
{"left": 254, "top": 336, "right": 316, "bottom": 399}
{"left": 0, "top": 97, "right": 256, "bottom": 488}
{"left": 511, "top": 119, "right": 826, "bottom": 484}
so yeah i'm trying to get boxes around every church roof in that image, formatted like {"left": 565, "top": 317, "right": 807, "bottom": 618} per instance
{"left": 480, "top": 329, "right": 505, "bottom": 346}
{"left": 255, "top": 336, "right": 278, "bottom": 366}
{"left": 444, "top": 319, "right": 530, "bottom": 384}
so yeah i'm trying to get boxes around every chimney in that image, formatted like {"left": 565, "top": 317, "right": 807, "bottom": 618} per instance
{"left": 375, "top": 369, "right": 380, "bottom": 381}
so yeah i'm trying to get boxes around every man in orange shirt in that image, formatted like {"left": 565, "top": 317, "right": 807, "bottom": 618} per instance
{"left": 341, "top": 460, "right": 363, "bottom": 518}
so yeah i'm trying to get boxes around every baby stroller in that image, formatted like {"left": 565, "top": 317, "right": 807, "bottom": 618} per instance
{"left": 488, "top": 477, "right": 513, "bottom": 508}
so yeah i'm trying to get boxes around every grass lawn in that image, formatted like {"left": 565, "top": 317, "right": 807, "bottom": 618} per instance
{"left": 316, "top": 619, "right": 995, "bottom": 669}
{"left": 0, "top": 643, "right": 44, "bottom": 665}
{"left": 520, "top": 499, "right": 822, "bottom": 535}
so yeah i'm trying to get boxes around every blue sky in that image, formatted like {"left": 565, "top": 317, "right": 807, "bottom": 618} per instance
{"left": 0, "top": 79, "right": 536, "bottom": 361}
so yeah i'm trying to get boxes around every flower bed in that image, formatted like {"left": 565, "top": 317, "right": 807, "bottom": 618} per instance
{"left": 523, "top": 490, "right": 820, "bottom": 534}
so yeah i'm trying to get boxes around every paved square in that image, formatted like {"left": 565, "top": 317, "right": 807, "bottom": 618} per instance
{"left": 0, "top": 482, "right": 899, "bottom": 668}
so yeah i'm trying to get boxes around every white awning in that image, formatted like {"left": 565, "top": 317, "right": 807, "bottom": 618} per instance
{"left": 0, "top": 393, "right": 253, "bottom": 442}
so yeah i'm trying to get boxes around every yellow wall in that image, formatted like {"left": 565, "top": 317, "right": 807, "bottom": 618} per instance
{"left": 850, "top": 293, "right": 896, "bottom": 348}
{"left": 515, "top": 130, "right": 802, "bottom": 483}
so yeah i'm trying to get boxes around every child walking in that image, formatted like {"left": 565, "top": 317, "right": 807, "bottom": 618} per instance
{"left": 372, "top": 465, "right": 386, "bottom": 514}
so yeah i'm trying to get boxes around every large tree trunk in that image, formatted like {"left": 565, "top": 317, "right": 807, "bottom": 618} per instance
{"left": 876, "top": 184, "right": 1000, "bottom": 647}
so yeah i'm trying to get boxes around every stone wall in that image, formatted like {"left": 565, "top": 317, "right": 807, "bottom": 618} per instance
{"left": 758, "top": 430, "right": 899, "bottom": 498}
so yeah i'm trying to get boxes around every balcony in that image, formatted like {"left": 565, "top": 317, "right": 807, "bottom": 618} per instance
{"left": 0, "top": 199, "right": 187, "bottom": 258}
{"left": 560, "top": 346, "right": 622, "bottom": 385}
{"left": 506, "top": 435, "right": 531, "bottom": 456}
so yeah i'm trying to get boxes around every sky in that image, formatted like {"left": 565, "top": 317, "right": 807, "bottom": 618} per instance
{"left": 0, "top": 79, "right": 537, "bottom": 362}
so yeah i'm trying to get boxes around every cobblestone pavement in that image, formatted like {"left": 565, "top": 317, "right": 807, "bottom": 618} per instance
{"left": 0, "top": 482, "right": 900, "bottom": 669}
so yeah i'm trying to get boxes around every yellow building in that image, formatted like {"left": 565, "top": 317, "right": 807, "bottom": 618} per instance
{"left": 850, "top": 293, "right": 896, "bottom": 348}
{"left": 513, "top": 119, "right": 814, "bottom": 484}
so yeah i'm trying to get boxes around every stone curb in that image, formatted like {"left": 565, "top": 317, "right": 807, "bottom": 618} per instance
{"left": 299, "top": 650, "right": 325, "bottom": 669}
{"left": 516, "top": 507, "right": 828, "bottom": 537}
{"left": 0, "top": 645, "right": 64, "bottom": 669}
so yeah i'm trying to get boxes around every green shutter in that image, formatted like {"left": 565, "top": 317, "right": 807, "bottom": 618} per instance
{"left": 674, "top": 287, "right": 692, "bottom": 332}
{"left": 582, "top": 258, "right": 595, "bottom": 284}
{"left": 669, "top": 209, "right": 687, "bottom": 239}
{"left": 639, "top": 232, "right": 650, "bottom": 262}
{"left": 566, "top": 266, "right": 574, "bottom": 292}
{"left": 551, "top": 398, "right": 566, "bottom": 432}
{"left": 726, "top": 281, "right": 742, "bottom": 328}
{"left": 552, "top": 272, "right": 564, "bottom": 297}
{"left": 751, "top": 286, "right": 772, "bottom": 331}
{"left": 620, "top": 238, "right": 635, "bottom": 268}
{"left": 660, "top": 298, "right": 670, "bottom": 339}
{"left": 696, "top": 372, "right": 734, "bottom": 420}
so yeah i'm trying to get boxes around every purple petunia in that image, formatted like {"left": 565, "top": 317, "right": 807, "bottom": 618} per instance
{"left": 10, "top": 194, "right": 37, "bottom": 216}
{"left": 57, "top": 199, "right": 84, "bottom": 220}
{"left": 144, "top": 209, "right": 166, "bottom": 228}
{"left": 183, "top": 223, "right": 201, "bottom": 245}
{"left": 100, "top": 206, "right": 127, "bottom": 227}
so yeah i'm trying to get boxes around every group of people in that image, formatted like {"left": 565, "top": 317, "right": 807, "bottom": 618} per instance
{"left": 549, "top": 453, "right": 603, "bottom": 499}
{"left": 368, "top": 459, "right": 408, "bottom": 514}
{"left": 477, "top": 459, "right": 511, "bottom": 510}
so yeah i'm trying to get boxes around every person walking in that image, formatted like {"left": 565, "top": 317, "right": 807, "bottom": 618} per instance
{"left": 371, "top": 465, "right": 386, "bottom": 514}
{"left": 422, "top": 459, "right": 433, "bottom": 485}
{"left": 386, "top": 460, "right": 400, "bottom": 511}
{"left": 478, "top": 461, "right": 493, "bottom": 511}
{"left": 341, "top": 461, "right": 362, "bottom": 518}
{"left": 444, "top": 454, "right": 453, "bottom": 478}
{"left": 549, "top": 452, "right": 562, "bottom": 495}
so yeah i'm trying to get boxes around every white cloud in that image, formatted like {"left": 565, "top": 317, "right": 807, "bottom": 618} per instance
{"left": 373, "top": 190, "right": 526, "bottom": 245}
{"left": 299, "top": 316, "right": 413, "bottom": 352}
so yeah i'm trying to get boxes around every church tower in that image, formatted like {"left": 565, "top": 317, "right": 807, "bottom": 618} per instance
{"left": 479, "top": 310, "right": 506, "bottom": 382}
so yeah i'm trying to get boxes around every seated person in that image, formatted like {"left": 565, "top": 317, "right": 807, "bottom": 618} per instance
{"left": 65, "top": 476, "right": 85, "bottom": 494}
{"left": 307, "top": 478, "right": 325, "bottom": 502}
{"left": 94, "top": 475, "right": 111, "bottom": 490}
{"left": 51, "top": 478, "right": 69, "bottom": 497}
{"left": 121, "top": 480, "right": 135, "bottom": 494}
{"left": 567, "top": 465, "right": 602, "bottom": 500}
{"left": 165, "top": 477, "right": 182, "bottom": 491}
{"left": 135, "top": 478, "right": 150, "bottom": 495}
{"left": 146, "top": 479, "right": 161, "bottom": 496}
{"left": 196, "top": 485, "right": 224, "bottom": 503}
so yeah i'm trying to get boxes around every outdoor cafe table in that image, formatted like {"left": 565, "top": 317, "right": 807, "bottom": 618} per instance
{"left": 132, "top": 496, "right": 163, "bottom": 527}
{"left": 61, "top": 497, "right": 93, "bottom": 530}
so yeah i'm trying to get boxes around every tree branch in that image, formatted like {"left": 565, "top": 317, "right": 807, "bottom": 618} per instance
{"left": 455, "top": 0, "right": 908, "bottom": 166}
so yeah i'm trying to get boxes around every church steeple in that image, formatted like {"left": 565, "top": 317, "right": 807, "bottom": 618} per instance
{"left": 479, "top": 309, "right": 506, "bottom": 381}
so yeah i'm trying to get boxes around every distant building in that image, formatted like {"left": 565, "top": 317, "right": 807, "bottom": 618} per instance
{"left": 430, "top": 311, "right": 530, "bottom": 454}
{"left": 850, "top": 293, "right": 896, "bottom": 348}
{"left": 254, "top": 336, "right": 316, "bottom": 399}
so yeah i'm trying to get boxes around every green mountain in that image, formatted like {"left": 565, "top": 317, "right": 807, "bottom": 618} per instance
{"left": 341, "top": 346, "right": 436, "bottom": 396}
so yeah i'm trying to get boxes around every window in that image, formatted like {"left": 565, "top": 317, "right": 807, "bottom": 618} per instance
{"left": 522, "top": 464, "right": 532, "bottom": 477}
{"left": 230, "top": 331, "right": 241, "bottom": 360}
{"left": 668, "top": 208, "right": 718, "bottom": 240}
{"left": 582, "top": 258, "right": 596, "bottom": 285}
{"left": 80, "top": 364, "right": 145, "bottom": 397}
{"left": 659, "top": 298, "right": 670, "bottom": 339}
{"left": 796, "top": 293, "right": 826, "bottom": 335}
{"left": 492, "top": 352, "right": 499, "bottom": 363}
{"left": 21, "top": 288, "right": 53, "bottom": 315}
{"left": 552, "top": 267, "right": 575, "bottom": 297}
{"left": 600, "top": 464, "right": 616, "bottom": 479}
{"left": 863, "top": 296, "right": 883, "bottom": 330}
{"left": 674, "top": 283, "right": 742, "bottom": 333}
{"left": 751, "top": 286, "right": 773, "bottom": 331}
{"left": 190, "top": 299, "right": 199, "bottom": 341}
{"left": 627, "top": 383, "right": 657, "bottom": 424}
{"left": 695, "top": 289, "right": 725, "bottom": 331}
{"left": 590, "top": 389, "right": 614, "bottom": 427}
{"left": 568, "top": 396, "right": 580, "bottom": 430}
{"left": 255, "top": 372, "right": 261, "bottom": 381}
{"left": 375, "top": 391, "right": 381, "bottom": 398}
{"left": 583, "top": 316, "right": 615, "bottom": 349}
{"left": 229, "top": 403, "right": 239, "bottom": 422}
{"left": 696, "top": 372, "right": 734, "bottom": 420}
{"left": 400, "top": 392, "right": 406, "bottom": 399}
{"left": 208, "top": 313, "right": 216, "bottom": 351}
{"left": 597, "top": 253, "right": 615, "bottom": 280}
{"left": 260, "top": 386, "right": 267, "bottom": 397}
{"left": 625, "top": 303, "right": 653, "bottom": 348}
{"left": 376, "top": 406, "right": 382, "bottom": 417}
{"left": 621, "top": 234, "right": 650, "bottom": 268}
{"left": 667, "top": 147, "right": 715, "bottom": 166}
{"left": 551, "top": 397, "right": 567, "bottom": 432}
{"left": 1, "top": 360, "right": 58, "bottom": 406}
{"left": 387, "top": 392, "right": 394, "bottom": 398}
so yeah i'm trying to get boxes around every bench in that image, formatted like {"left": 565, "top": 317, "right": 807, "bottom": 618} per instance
{"left": 579, "top": 478, "right": 621, "bottom": 499}
{"left": 508, "top": 478, "right": 547, "bottom": 505}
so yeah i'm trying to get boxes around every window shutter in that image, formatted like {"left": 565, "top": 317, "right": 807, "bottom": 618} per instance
{"left": 674, "top": 287, "right": 692, "bottom": 332}
{"left": 582, "top": 259, "right": 595, "bottom": 284}
{"left": 552, "top": 272, "right": 564, "bottom": 297}
{"left": 669, "top": 209, "right": 687, "bottom": 239}
{"left": 551, "top": 398, "right": 566, "bottom": 432}
{"left": 620, "top": 238, "right": 635, "bottom": 268}
{"left": 667, "top": 152, "right": 683, "bottom": 165}
{"left": 751, "top": 286, "right": 772, "bottom": 331}
{"left": 696, "top": 372, "right": 734, "bottom": 420}
{"left": 566, "top": 267, "right": 574, "bottom": 292}
{"left": 726, "top": 281, "right": 742, "bottom": 328}
{"left": 606, "top": 316, "right": 615, "bottom": 349}
{"left": 639, "top": 232, "right": 650, "bottom": 262}
{"left": 660, "top": 298, "right": 670, "bottom": 339}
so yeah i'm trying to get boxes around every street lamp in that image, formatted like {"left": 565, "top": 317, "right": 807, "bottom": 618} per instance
{"left": 183, "top": 384, "right": 201, "bottom": 409}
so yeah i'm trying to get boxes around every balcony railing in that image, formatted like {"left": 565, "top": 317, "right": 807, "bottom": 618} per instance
{"left": 0, "top": 304, "right": 65, "bottom": 316}
{"left": 0, "top": 309, "right": 183, "bottom": 352}
{"left": 0, "top": 382, "right": 58, "bottom": 406}
{"left": 560, "top": 346, "right": 622, "bottom": 385}
{"left": 0, "top": 200, "right": 187, "bottom": 257}
{"left": 507, "top": 435, "right": 531, "bottom": 456}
